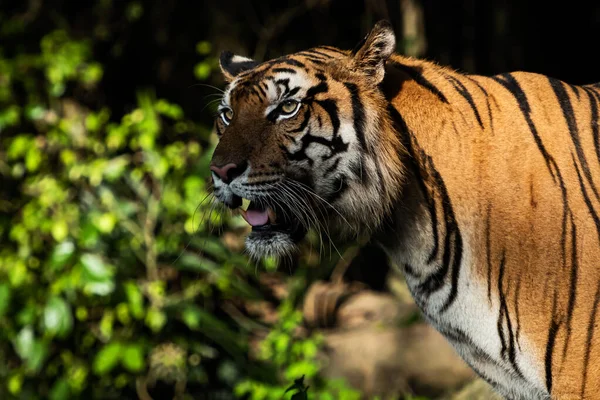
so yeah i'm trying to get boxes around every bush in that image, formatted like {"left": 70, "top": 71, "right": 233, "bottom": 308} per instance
{"left": 0, "top": 5, "right": 355, "bottom": 400}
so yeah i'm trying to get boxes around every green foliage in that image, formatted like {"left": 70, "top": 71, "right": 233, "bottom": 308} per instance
{"left": 0, "top": 6, "right": 359, "bottom": 400}
{"left": 0, "top": 24, "right": 251, "bottom": 399}
{"left": 235, "top": 293, "right": 362, "bottom": 400}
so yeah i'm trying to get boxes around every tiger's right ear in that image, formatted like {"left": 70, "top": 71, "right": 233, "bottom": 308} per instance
{"left": 219, "top": 51, "right": 258, "bottom": 82}
{"left": 351, "top": 20, "right": 396, "bottom": 84}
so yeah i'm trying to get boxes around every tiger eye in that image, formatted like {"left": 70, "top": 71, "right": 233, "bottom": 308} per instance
{"left": 224, "top": 109, "right": 234, "bottom": 121}
{"left": 281, "top": 100, "right": 299, "bottom": 114}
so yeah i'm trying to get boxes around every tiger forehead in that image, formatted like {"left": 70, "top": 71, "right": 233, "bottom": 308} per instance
{"left": 224, "top": 47, "right": 349, "bottom": 106}
{"left": 225, "top": 71, "right": 314, "bottom": 110}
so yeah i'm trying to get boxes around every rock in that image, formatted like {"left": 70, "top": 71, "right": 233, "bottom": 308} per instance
{"left": 303, "top": 280, "right": 477, "bottom": 398}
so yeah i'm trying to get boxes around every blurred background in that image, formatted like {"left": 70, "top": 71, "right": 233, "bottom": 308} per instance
{"left": 1, "top": 1, "right": 599, "bottom": 399}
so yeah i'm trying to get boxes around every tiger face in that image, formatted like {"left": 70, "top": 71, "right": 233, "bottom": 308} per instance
{"left": 210, "top": 22, "right": 404, "bottom": 259}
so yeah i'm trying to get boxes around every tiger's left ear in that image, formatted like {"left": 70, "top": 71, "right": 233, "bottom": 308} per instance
{"left": 351, "top": 20, "right": 396, "bottom": 84}
{"left": 219, "top": 51, "right": 259, "bottom": 82}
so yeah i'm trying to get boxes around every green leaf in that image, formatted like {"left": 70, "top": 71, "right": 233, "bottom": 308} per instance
{"left": 103, "top": 156, "right": 130, "bottom": 181}
{"left": 93, "top": 342, "right": 122, "bottom": 375}
{"left": 196, "top": 41, "right": 212, "bottom": 55}
{"left": 121, "top": 343, "right": 145, "bottom": 372}
{"left": 43, "top": 296, "right": 73, "bottom": 338}
{"left": 194, "top": 62, "right": 212, "bottom": 80}
{"left": 14, "top": 326, "right": 34, "bottom": 360}
{"left": 84, "top": 281, "right": 115, "bottom": 296}
{"left": 51, "top": 219, "right": 69, "bottom": 241}
{"left": 176, "top": 252, "right": 219, "bottom": 273}
{"left": 25, "top": 146, "right": 42, "bottom": 172}
{"left": 49, "top": 241, "right": 75, "bottom": 270}
{"left": 81, "top": 253, "right": 115, "bottom": 296}
{"left": 124, "top": 281, "right": 145, "bottom": 319}
{"left": 0, "top": 283, "right": 11, "bottom": 318}
{"left": 180, "top": 305, "right": 245, "bottom": 356}
{"left": 285, "top": 361, "right": 320, "bottom": 381}
{"left": 7, "top": 374, "right": 22, "bottom": 395}
{"left": 93, "top": 213, "right": 117, "bottom": 233}
{"left": 49, "top": 378, "right": 70, "bottom": 400}
{"left": 8, "top": 135, "right": 31, "bottom": 160}
{"left": 80, "top": 253, "right": 112, "bottom": 280}
{"left": 190, "top": 237, "right": 230, "bottom": 261}
{"left": 14, "top": 326, "right": 48, "bottom": 373}
{"left": 144, "top": 307, "right": 166, "bottom": 333}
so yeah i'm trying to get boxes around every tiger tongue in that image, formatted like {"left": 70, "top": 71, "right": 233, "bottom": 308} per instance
{"left": 242, "top": 208, "right": 269, "bottom": 227}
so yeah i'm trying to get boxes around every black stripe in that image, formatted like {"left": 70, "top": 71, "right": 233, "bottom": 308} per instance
{"left": 550, "top": 79, "right": 600, "bottom": 203}
{"left": 571, "top": 84, "right": 581, "bottom": 100}
{"left": 324, "top": 157, "right": 341, "bottom": 175}
{"left": 280, "top": 58, "right": 307, "bottom": 69}
{"left": 272, "top": 67, "right": 297, "bottom": 74}
{"left": 445, "top": 74, "right": 484, "bottom": 128}
{"left": 572, "top": 154, "right": 600, "bottom": 241}
{"left": 302, "top": 49, "right": 332, "bottom": 59}
{"left": 298, "top": 54, "right": 326, "bottom": 65}
{"left": 491, "top": 73, "right": 559, "bottom": 183}
{"left": 290, "top": 108, "right": 311, "bottom": 133}
{"left": 497, "top": 252, "right": 525, "bottom": 379}
{"left": 514, "top": 274, "right": 522, "bottom": 351}
{"left": 562, "top": 213, "right": 578, "bottom": 361}
{"left": 318, "top": 46, "right": 347, "bottom": 55}
{"left": 306, "top": 81, "right": 328, "bottom": 98}
{"left": 582, "top": 87, "right": 600, "bottom": 165}
{"left": 286, "top": 129, "right": 348, "bottom": 164}
{"left": 421, "top": 155, "right": 463, "bottom": 313}
{"left": 425, "top": 192, "right": 440, "bottom": 265}
{"left": 343, "top": 82, "right": 368, "bottom": 153}
{"left": 285, "top": 87, "right": 300, "bottom": 98}
{"left": 545, "top": 318, "right": 559, "bottom": 394}
{"left": 388, "top": 106, "right": 440, "bottom": 265}
{"left": 390, "top": 61, "right": 449, "bottom": 103}
{"left": 497, "top": 253, "right": 508, "bottom": 358}
{"left": 403, "top": 263, "right": 422, "bottom": 278}
{"left": 581, "top": 282, "right": 600, "bottom": 398}
{"left": 274, "top": 78, "right": 290, "bottom": 96}
{"left": 468, "top": 77, "right": 494, "bottom": 127}
{"left": 255, "top": 82, "right": 267, "bottom": 99}
{"left": 315, "top": 99, "right": 340, "bottom": 135}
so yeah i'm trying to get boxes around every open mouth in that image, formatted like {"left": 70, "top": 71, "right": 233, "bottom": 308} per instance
{"left": 234, "top": 196, "right": 306, "bottom": 242}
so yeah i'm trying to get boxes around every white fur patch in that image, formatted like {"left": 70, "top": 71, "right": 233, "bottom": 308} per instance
{"left": 382, "top": 218, "right": 549, "bottom": 399}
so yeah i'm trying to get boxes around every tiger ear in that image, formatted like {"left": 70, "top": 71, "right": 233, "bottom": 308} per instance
{"left": 219, "top": 51, "right": 258, "bottom": 82}
{"left": 351, "top": 20, "right": 396, "bottom": 84}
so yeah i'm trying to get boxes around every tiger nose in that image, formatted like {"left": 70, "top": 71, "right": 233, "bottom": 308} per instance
{"left": 210, "top": 162, "right": 247, "bottom": 184}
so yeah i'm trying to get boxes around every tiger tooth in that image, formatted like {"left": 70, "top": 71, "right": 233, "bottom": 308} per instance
{"left": 242, "top": 198, "right": 251, "bottom": 211}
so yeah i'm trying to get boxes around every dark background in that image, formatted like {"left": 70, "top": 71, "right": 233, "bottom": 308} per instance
{"left": 7, "top": 0, "right": 599, "bottom": 121}
{"left": 1, "top": 1, "right": 599, "bottom": 399}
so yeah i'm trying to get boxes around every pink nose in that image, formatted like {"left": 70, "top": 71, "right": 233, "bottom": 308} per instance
{"left": 210, "top": 163, "right": 239, "bottom": 184}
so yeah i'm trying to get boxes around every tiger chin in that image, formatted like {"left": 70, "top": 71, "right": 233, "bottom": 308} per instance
{"left": 210, "top": 20, "right": 600, "bottom": 400}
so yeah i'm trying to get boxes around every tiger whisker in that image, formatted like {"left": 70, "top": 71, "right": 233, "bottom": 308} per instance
{"left": 286, "top": 179, "right": 355, "bottom": 233}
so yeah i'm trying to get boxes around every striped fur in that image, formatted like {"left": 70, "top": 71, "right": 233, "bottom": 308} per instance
{"left": 211, "top": 21, "right": 600, "bottom": 399}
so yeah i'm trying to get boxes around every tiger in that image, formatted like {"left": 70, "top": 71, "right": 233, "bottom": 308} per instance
{"left": 208, "top": 20, "right": 600, "bottom": 400}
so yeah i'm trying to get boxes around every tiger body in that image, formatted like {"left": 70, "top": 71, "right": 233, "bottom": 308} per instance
{"left": 210, "top": 21, "right": 600, "bottom": 399}
{"left": 379, "top": 63, "right": 600, "bottom": 399}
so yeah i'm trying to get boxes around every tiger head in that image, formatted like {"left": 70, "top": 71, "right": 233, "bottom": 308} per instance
{"left": 210, "top": 21, "right": 405, "bottom": 259}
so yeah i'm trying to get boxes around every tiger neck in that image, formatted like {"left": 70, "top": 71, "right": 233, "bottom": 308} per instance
{"left": 373, "top": 55, "right": 472, "bottom": 304}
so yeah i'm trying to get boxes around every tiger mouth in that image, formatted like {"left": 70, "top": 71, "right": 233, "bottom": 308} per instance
{"left": 233, "top": 195, "right": 306, "bottom": 241}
